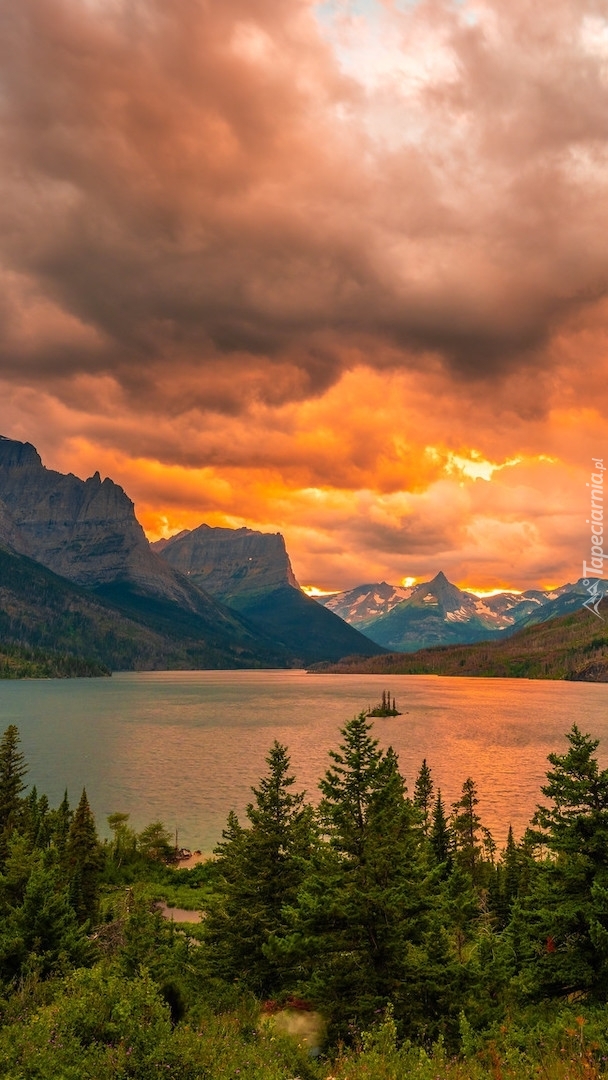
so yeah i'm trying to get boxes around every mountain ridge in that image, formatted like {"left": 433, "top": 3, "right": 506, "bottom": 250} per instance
{"left": 0, "top": 437, "right": 383, "bottom": 669}
{"left": 315, "top": 572, "right": 590, "bottom": 652}
{"left": 154, "top": 523, "right": 385, "bottom": 665}
{"left": 309, "top": 597, "right": 608, "bottom": 681}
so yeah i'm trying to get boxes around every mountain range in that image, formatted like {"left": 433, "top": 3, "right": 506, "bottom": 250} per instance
{"left": 0, "top": 434, "right": 602, "bottom": 675}
{"left": 152, "top": 524, "right": 383, "bottom": 665}
{"left": 309, "top": 597, "right": 608, "bottom": 682}
{"left": 0, "top": 436, "right": 383, "bottom": 670}
{"left": 314, "top": 572, "right": 589, "bottom": 651}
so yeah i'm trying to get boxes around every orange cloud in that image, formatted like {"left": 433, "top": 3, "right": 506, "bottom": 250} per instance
{"left": 0, "top": 0, "right": 607, "bottom": 590}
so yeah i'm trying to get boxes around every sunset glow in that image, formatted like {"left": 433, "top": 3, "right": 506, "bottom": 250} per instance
{"left": 1, "top": 0, "right": 606, "bottom": 592}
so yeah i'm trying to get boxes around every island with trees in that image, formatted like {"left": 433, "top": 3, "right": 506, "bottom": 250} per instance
{"left": 366, "top": 689, "right": 401, "bottom": 716}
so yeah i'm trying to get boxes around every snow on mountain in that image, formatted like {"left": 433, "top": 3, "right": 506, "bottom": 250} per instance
{"left": 318, "top": 582, "right": 414, "bottom": 626}
{"left": 314, "top": 573, "right": 584, "bottom": 652}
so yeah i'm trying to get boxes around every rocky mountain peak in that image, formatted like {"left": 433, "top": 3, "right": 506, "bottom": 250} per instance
{"left": 153, "top": 523, "right": 300, "bottom": 601}
{"left": 0, "top": 436, "right": 205, "bottom": 606}
{"left": 0, "top": 437, "right": 42, "bottom": 469}
{"left": 318, "top": 580, "right": 415, "bottom": 626}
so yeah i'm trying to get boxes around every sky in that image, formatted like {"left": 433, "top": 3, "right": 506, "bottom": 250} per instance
{"left": 1, "top": 0, "right": 608, "bottom": 593}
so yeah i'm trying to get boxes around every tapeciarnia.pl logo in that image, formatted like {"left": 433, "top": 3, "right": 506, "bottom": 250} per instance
{"left": 582, "top": 458, "right": 607, "bottom": 618}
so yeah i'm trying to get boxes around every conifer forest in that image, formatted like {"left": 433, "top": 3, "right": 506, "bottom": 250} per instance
{"left": 2, "top": 715, "right": 608, "bottom": 1078}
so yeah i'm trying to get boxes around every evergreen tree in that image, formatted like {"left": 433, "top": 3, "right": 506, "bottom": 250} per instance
{"left": 430, "top": 789, "right": 452, "bottom": 869}
{"left": 451, "top": 778, "right": 483, "bottom": 881}
{"left": 0, "top": 725, "right": 27, "bottom": 858}
{"left": 0, "top": 860, "right": 90, "bottom": 985}
{"left": 414, "top": 759, "right": 434, "bottom": 836}
{"left": 509, "top": 726, "right": 608, "bottom": 1001}
{"left": 280, "top": 716, "right": 432, "bottom": 1037}
{"left": 203, "top": 741, "right": 313, "bottom": 997}
{"left": 534, "top": 724, "right": 608, "bottom": 859}
{"left": 501, "top": 827, "right": 520, "bottom": 909}
{"left": 51, "top": 789, "right": 72, "bottom": 861}
{"left": 0, "top": 832, "right": 40, "bottom": 913}
{"left": 318, "top": 712, "right": 384, "bottom": 858}
{"left": 22, "top": 786, "right": 39, "bottom": 841}
{"left": 439, "top": 863, "right": 480, "bottom": 964}
{"left": 65, "top": 789, "right": 103, "bottom": 924}
{"left": 22, "top": 788, "right": 52, "bottom": 852}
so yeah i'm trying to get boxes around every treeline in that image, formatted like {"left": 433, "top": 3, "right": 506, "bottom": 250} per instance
{"left": 202, "top": 717, "right": 608, "bottom": 1038}
{"left": 0, "top": 545, "right": 249, "bottom": 674}
{"left": 311, "top": 602, "right": 608, "bottom": 680}
{"left": 2, "top": 718, "right": 608, "bottom": 1078}
{"left": 0, "top": 642, "right": 110, "bottom": 678}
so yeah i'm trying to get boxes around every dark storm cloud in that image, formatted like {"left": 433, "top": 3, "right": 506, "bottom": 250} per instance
{"left": 1, "top": 0, "right": 608, "bottom": 413}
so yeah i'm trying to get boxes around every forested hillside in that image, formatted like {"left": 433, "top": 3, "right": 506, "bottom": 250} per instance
{"left": 0, "top": 642, "right": 109, "bottom": 678}
{"left": 311, "top": 599, "right": 608, "bottom": 680}
{"left": 2, "top": 717, "right": 608, "bottom": 1077}
{"left": 0, "top": 545, "right": 289, "bottom": 672}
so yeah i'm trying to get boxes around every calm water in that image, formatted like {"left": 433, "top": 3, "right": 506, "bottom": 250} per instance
{"left": 2, "top": 671, "right": 608, "bottom": 851}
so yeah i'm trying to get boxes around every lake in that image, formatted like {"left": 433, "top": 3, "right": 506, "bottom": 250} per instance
{"left": 2, "top": 671, "right": 608, "bottom": 852}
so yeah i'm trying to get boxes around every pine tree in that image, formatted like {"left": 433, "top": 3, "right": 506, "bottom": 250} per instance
{"left": 508, "top": 726, "right": 608, "bottom": 1001}
{"left": 22, "top": 786, "right": 39, "bottom": 842}
{"left": 319, "top": 712, "right": 384, "bottom": 858}
{"left": 65, "top": 788, "right": 103, "bottom": 923}
{"left": 51, "top": 789, "right": 72, "bottom": 860}
{"left": 22, "top": 789, "right": 52, "bottom": 851}
{"left": 414, "top": 759, "right": 434, "bottom": 836}
{"left": 430, "top": 789, "right": 451, "bottom": 869}
{"left": 451, "top": 778, "right": 483, "bottom": 881}
{"left": 281, "top": 716, "right": 431, "bottom": 1037}
{"left": 0, "top": 725, "right": 27, "bottom": 857}
{"left": 203, "top": 741, "right": 313, "bottom": 997}
{"left": 534, "top": 724, "right": 608, "bottom": 858}
{"left": 440, "top": 863, "right": 480, "bottom": 964}
{"left": 502, "top": 826, "right": 520, "bottom": 906}
{"left": 0, "top": 860, "right": 90, "bottom": 985}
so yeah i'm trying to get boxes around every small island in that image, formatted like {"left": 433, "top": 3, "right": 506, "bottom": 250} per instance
{"left": 366, "top": 689, "right": 401, "bottom": 717}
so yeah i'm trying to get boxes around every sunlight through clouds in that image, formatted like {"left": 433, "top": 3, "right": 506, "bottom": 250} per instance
{"left": 0, "top": 0, "right": 607, "bottom": 592}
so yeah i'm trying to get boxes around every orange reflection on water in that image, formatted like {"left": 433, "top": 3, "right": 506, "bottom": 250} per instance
{"left": 7, "top": 672, "right": 608, "bottom": 852}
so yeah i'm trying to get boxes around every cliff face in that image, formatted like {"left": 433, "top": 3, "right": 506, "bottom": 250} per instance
{"left": 0, "top": 437, "right": 296, "bottom": 668}
{"left": 0, "top": 437, "right": 383, "bottom": 667}
{"left": 0, "top": 437, "right": 209, "bottom": 608}
{"left": 0, "top": 495, "right": 27, "bottom": 553}
{"left": 154, "top": 523, "right": 385, "bottom": 664}
{"left": 153, "top": 524, "right": 300, "bottom": 602}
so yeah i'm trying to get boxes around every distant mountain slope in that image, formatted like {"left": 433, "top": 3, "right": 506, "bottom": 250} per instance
{"left": 319, "top": 572, "right": 581, "bottom": 652}
{"left": 480, "top": 588, "right": 558, "bottom": 622}
{"left": 154, "top": 524, "right": 385, "bottom": 664}
{"left": 152, "top": 525, "right": 299, "bottom": 600}
{"left": 0, "top": 544, "right": 288, "bottom": 670}
{"left": 355, "top": 571, "right": 509, "bottom": 650}
{"left": 513, "top": 580, "right": 600, "bottom": 629}
{"left": 0, "top": 642, "right": 109, "bottom": 679}
{"left": 310, "top": 598, "right": 608, "bottom": 681}
{"left": 316, "top": 582, "right": 415, "bottom": 627}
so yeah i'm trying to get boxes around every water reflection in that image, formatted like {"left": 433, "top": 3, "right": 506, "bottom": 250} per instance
{"left": 1, "top": 672, "right": 607, "bottom": 852}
